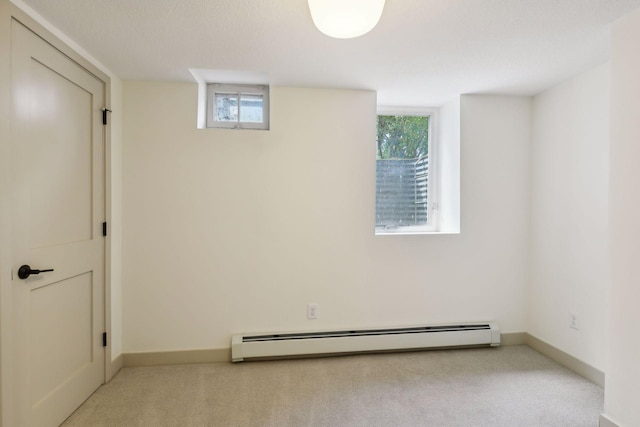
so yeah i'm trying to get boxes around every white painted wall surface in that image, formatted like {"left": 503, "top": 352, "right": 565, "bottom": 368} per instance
{"left": 439, "top": 97, "right": 461, "bottom": 233}
{"left": 122, "top": 85, "right": 531, "bottom": 352}
{"left": 459, "top": 94, "right": 531, "bottom": 329}
{"left": 529, "top": 64, "right": 610, "bottom": 371}
{"left": 605, "top": 6, "right": 640, "bottom": 426}
{"left": 109, "top": 78, "right": 123, "bottom": 360}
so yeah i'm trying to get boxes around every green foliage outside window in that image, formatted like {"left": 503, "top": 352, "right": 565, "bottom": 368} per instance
{"left": 376, "top": 115, "right": 429, "bottom": 159}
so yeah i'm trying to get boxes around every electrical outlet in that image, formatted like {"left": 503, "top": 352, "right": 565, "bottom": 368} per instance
{"left": 307, "top": 303, "right": 319, "bottom": 320}
{"left": 570, "top": 312, "right": 579, "bottom": 330}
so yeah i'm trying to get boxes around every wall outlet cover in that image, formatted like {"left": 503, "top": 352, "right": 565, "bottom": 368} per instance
{"left": 570, "top": 312, "right": 579, "bottom": 330}
{"left": 307, "top": 303, "right": 319, "bottom": 319}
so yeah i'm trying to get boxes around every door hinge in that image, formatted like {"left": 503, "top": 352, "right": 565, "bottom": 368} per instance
{"left": 102, "top": 221, "right": 107, "bottom": 236}
{"left": 102, "top": 108, "right": 112, "bottom": 125}
{"left": 102, "top": 332, "right": 108, "bottom": 347}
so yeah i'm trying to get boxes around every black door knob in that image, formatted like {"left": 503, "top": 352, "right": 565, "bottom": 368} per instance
{"left": 17, "top": 265, "right": 54, "bottom": 280}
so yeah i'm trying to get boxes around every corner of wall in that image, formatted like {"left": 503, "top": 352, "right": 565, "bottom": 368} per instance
{"left": 605, "top": 6, "right": 640, "bottom": 425}
{"left": 528, "top": 63, "right": 610, "bottom": 372}
{"left": 109, "top": 77, "right": 123, "bottom": 361}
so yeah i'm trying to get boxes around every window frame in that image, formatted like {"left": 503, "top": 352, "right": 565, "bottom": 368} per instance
{"left": 206, "top": 83, "right": 270, "bottom": 130}
{"left": 375, "top": 107, "right": 440, "bottom": 235}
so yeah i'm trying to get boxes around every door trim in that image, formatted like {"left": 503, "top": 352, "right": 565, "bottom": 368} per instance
{"left": 0, "top": 3, "right": 114, "bottom": 426}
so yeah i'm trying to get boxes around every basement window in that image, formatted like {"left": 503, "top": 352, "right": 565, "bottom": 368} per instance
{"left": 376, "top": 109, "right": 439, "bottom": 234}
{"left": 206, "top": 84, "right": 269, "bottom": 130}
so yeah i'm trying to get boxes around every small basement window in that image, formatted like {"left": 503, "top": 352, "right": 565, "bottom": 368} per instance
{"left": 206, "top": 84, "right": 269, "bottom": 130}
{"left": 376, "top": 110, "right": 439, "bottom": 234}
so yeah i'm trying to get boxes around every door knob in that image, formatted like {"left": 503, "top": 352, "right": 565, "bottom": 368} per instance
{"left": 17, "top": 265, "right": 54, "bottom": 280}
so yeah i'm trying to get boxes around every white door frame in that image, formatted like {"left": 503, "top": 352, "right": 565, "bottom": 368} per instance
{"left": 0, "top": 3, "right": 115, "bottom": 426}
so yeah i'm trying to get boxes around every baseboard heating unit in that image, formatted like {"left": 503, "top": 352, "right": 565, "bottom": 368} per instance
{"left": 231, "top": 322, "right": 500, "bottom": 362}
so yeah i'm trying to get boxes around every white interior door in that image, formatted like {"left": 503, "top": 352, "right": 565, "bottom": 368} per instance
{"left": 10, "top": 19, "right": 105, "bottom": 427}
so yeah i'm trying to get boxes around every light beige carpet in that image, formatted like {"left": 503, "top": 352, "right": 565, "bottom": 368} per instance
{"left": 63, "top": 345, "right": 603, "bottom": 426}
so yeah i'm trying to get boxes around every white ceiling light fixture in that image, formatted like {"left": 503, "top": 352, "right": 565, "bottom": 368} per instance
{"left": 308, "top": 0, "right": 386, "bottom": 39}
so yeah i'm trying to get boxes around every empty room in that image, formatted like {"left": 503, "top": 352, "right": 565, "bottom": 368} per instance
{"left": 1, "top": 1, "right": 640, "bottom": 426}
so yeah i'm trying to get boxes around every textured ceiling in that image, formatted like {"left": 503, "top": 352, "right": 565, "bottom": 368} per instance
{"left": 15, "top": 0, "right": 640, "bottom": 106}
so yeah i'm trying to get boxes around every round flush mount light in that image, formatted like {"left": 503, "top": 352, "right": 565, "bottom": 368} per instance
{"left": 308, "top": 0, "right": 386, "bottom": 39}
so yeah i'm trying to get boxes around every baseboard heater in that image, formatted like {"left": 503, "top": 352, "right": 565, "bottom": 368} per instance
{"left": 231, "top": 322, "right": 500, "bottom": 362}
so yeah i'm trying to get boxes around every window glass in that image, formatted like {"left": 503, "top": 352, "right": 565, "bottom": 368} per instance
{"left": 376, "top": 114, "right": 433, "bottom": 233}
{"left": 240, "top": 94, "right": 263, "bottom": 123}
{"left": 215, "top": 93, "right": 238, "bottom": 122}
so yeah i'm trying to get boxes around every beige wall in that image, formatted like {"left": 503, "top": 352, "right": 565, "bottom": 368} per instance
{"left": 529, "top": 63, "right": 610, "bottom": 371}
{"left": 605, "top": 6, "right": 640, "bottom": 426}
{"left": 122, "top": 83, "right": 531, "bottom": 352}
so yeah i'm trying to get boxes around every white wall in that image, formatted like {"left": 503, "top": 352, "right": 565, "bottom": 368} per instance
{"left": 605, "top": 7, "right": 640, "bottom": 426}
{"left": 529, "top": 64, "right": 610, "bottom": 371}
{"left": 439, "top": 97, "right": 461, "bottom": 233}
{"left": 122, "top": 84, "right": 531, "bottom": 352}
{"left": 109, "top": 78, "right": 123, "bottom": 359}
{"left": 459, "top": 94, "right": 532, "bottom": 327}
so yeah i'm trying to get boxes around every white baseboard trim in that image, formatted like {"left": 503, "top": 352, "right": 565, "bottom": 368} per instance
{"left": 108, "top": 354, "right": 123, "bottom": 381}
{"left": 599, "top": 413, "right": 620, "bottom": 427}
{"left": 119, "top": 331, "right": 604, "bottom": 387}
{"left": 122, "top": 348, "right": 230, "bottom": 367}
{"left": 525, "top": 333, "right": 604, "bottom": 387}
{"left": 500, "top": 332, "right": 527, "bottom": 345}
{"left": 122, "top": 333, "right": 526, "bottom": 367}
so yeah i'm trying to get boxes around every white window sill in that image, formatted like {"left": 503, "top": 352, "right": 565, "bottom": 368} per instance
{"left": 375, "top": 229, "right": 460, "bottom": 236}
